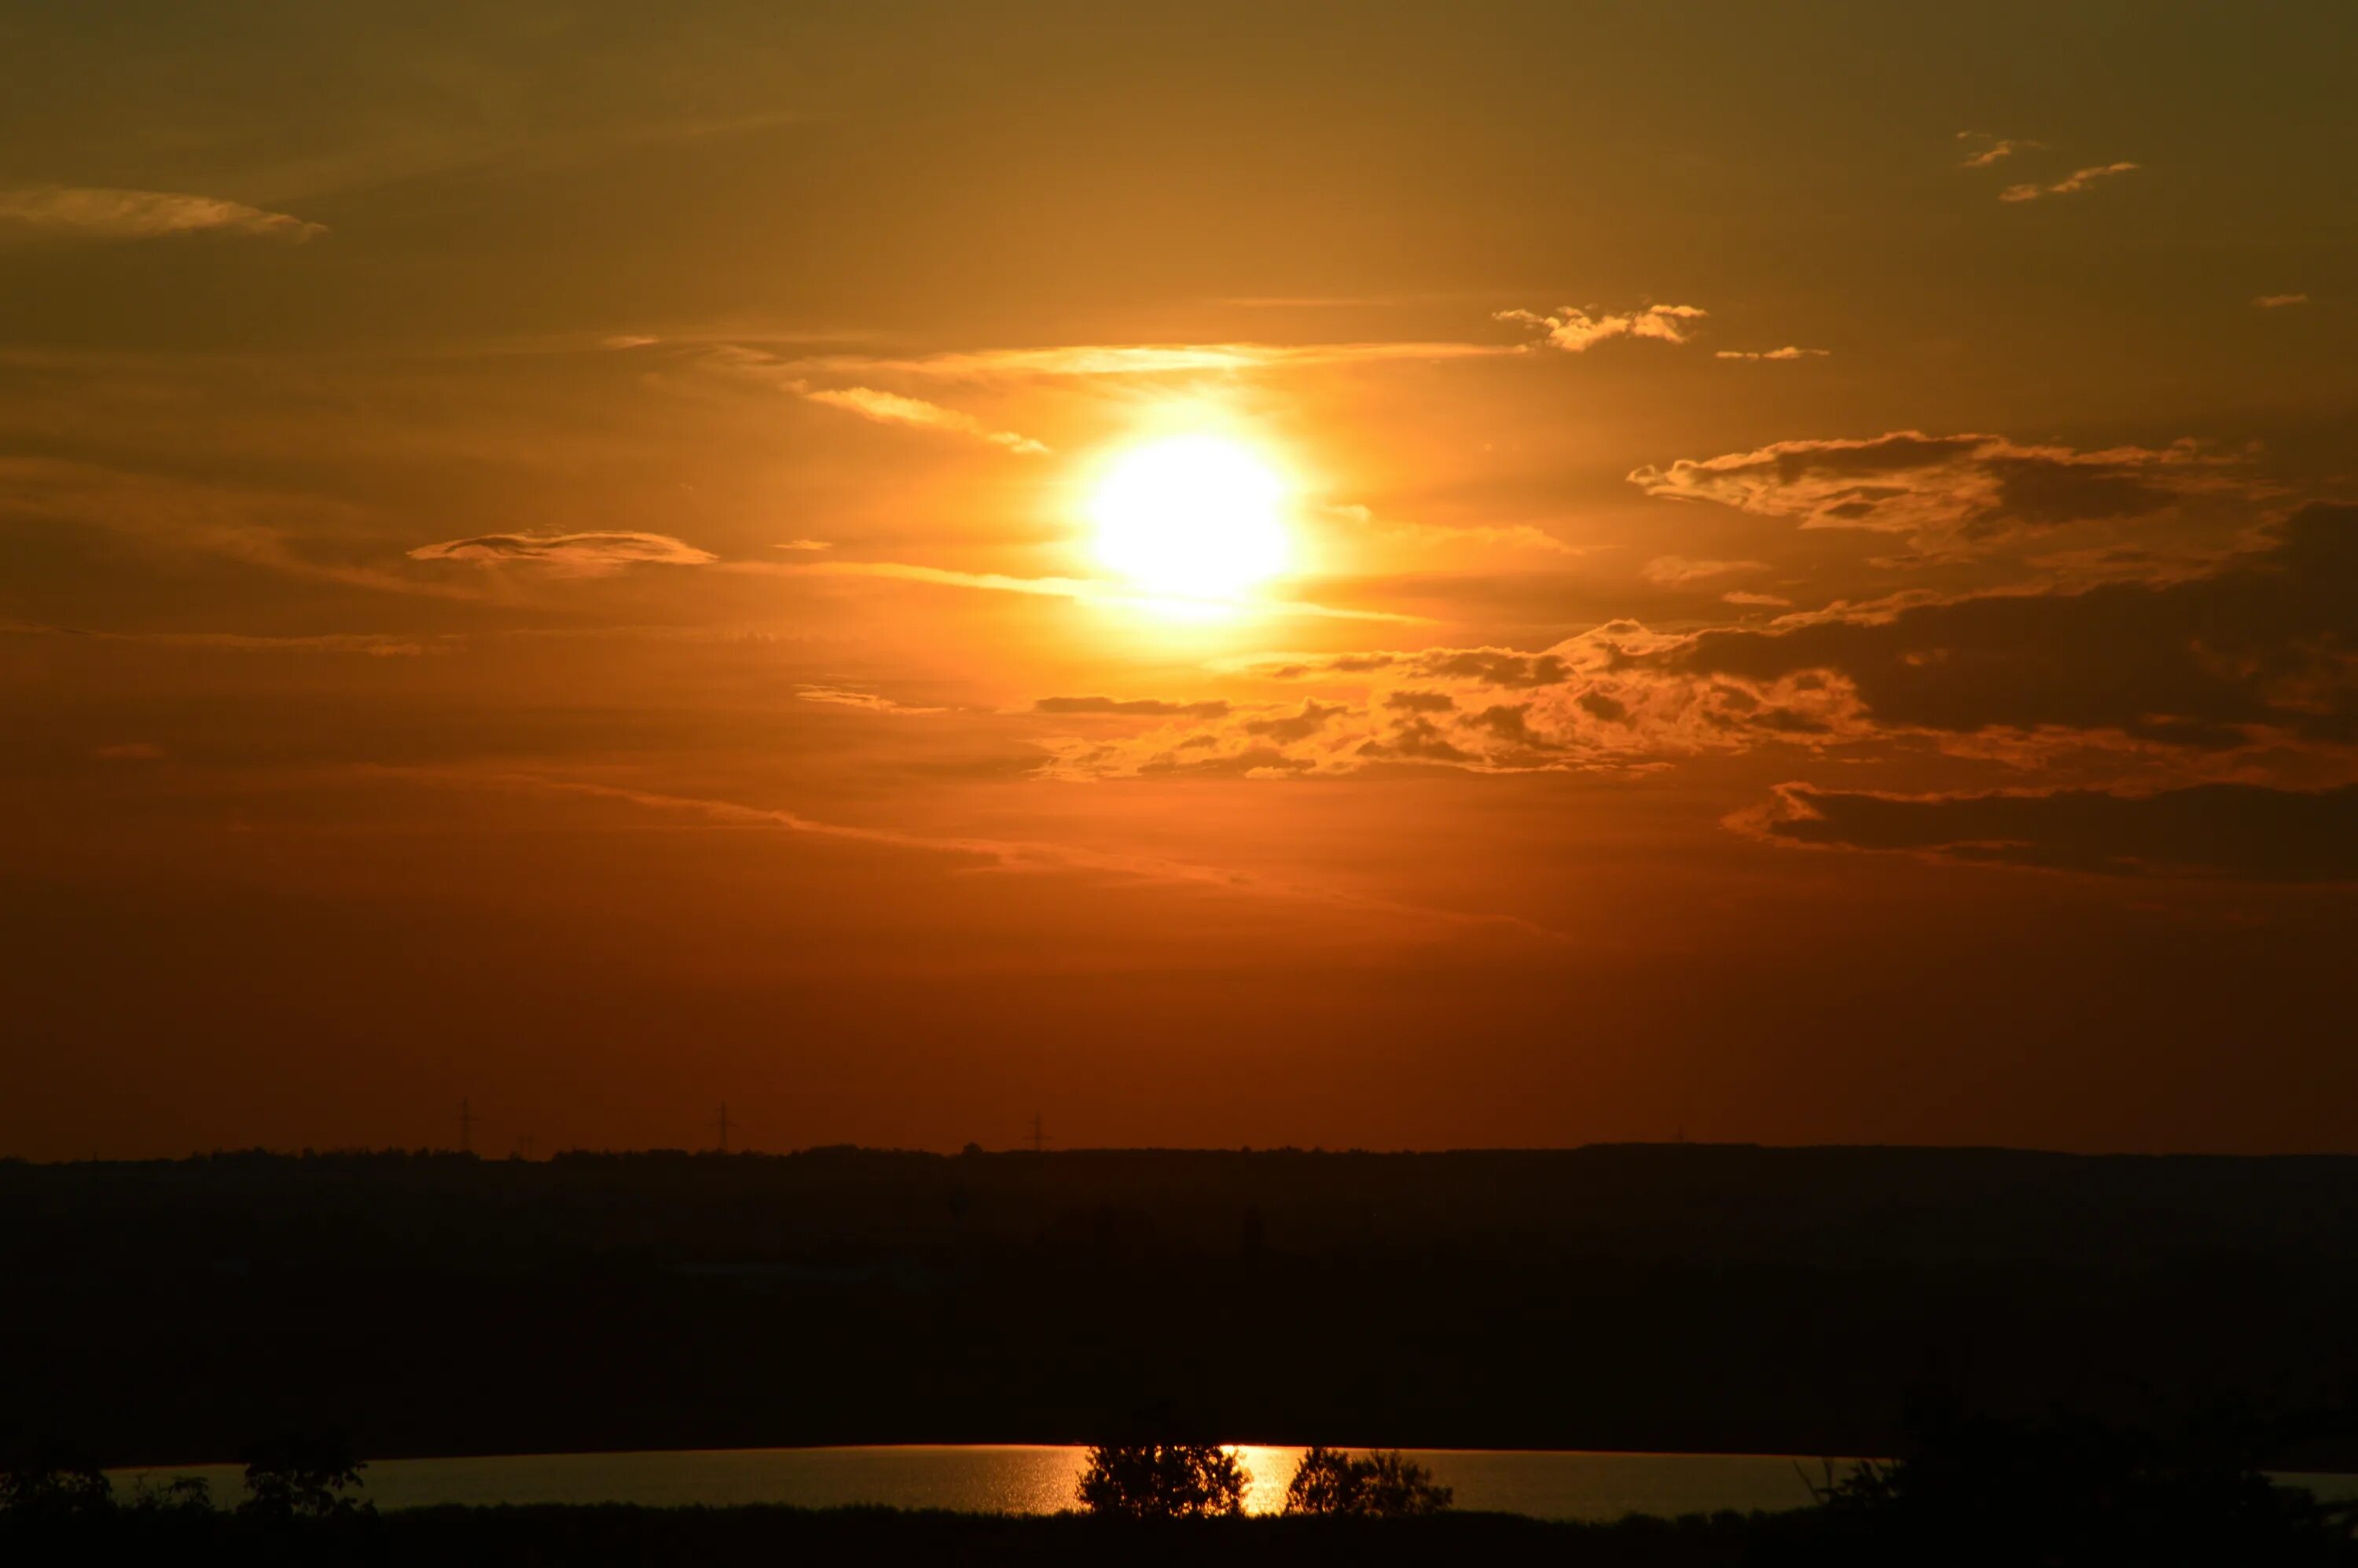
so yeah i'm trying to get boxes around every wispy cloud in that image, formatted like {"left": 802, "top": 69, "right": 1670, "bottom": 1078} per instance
{"left": 1715, "top": 346, "right": 1828, "bottom": 362}
{"left": 801, "top": 386, "right": 1049, "bottom": 455}
{"left": 752, "top": 558, "right": 1427, "bottom": 623}
{"left": 795, "top": 685, "right": 947, "bottom": 715}
{"left": 2000, "top": 161, "right": 2139, "bottom": 202}
{"left": 1641, "top": 556, "right": 1771, "bottom": 587}
{"left": 2254, "top": 293, "right": 2311, "bottom": 309}
{"left": 391, "top": 769, "right": 1560, "bottom": 940}
{"left": 776, "top": 340, "right": 1513, "bottom": 381}
{"left": 0, "top": 185, "right": 325, "bottom": 242}
{"left": 776, "top": 538, "right": 834, "bottom": 551}
{"left": 1324, "top": 502, "right": 1575, "bottom": 555}
{"left": 1496, "top": 303, "right": 1708, "bottom": 353}
{"left": 408, "top": 531, "right": 717, "bottom": 576}
{"left": 1956, "top": 131, "right": 2043, "bottom": 168}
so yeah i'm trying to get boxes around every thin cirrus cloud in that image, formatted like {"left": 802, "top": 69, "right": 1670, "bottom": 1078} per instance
{"left": 2254, "top": 293, "right": 2311, "bottom": 309}
{"left": 753, "top": 557, "right": 1427, "bottom": 623}
{"left": 399, "top": 769, "right": 1558, "bottom": 941}
{"left": 0, "top": 185, "right": 326, "bottom": 241}
{"left": 776, "top": 538, "right": 834, "bottom": 551}
{"left": 801, "top": 386, "right": 1049, "bottom": 455}
{"left": 1495, "top": 303, "right": 1708, "bottom": 353}
{"left": 407, "top": 531, "right": 718, "bottom": 576}
{"left": 777, "top": 340, "right": 1514, "bottom": 382}
{"left": 1325, "top": 502, "right": 1575, "bottom": 556}
{"left": 1715, "top": 347, "right": 1828, "bottom": 362}
{"left": 2000, "top": 162, "right": 2139, "bottom": 202}
{"left": 1034, "top": 696, "right": 1234, "bottom": 718}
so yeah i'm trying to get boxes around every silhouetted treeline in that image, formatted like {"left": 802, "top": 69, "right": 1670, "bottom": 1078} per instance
{"left": 8, "top": 1144, "right": 2358, "bottom": 1465}
{"left": 7, "top": 1407, "right": 2358, "bottom": 1565}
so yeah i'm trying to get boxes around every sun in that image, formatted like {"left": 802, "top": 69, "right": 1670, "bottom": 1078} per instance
{"left": 1088, "top": 435, "right": 1292, "bottom": 600}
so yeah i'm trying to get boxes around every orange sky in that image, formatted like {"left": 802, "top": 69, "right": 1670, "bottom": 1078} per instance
{"left": 3, "top": 2, "right": 2355, "bottom": 1157}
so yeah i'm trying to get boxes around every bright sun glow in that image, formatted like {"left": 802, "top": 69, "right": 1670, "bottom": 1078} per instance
{"left": 1089, "top": 435, "right": 1291, "bottom": 600}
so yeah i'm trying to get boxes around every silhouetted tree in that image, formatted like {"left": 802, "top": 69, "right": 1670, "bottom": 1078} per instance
{"left": 1077, "top": 1443, "right": 1247, "bottom": 1518}
{"left": 241, "top": 1432, "right": 373, "bottom": 1521}
{"left": 0, "top": 1446, "right": 112, "bottom": 1523}
{"left": 1283, "top": 1446, "right": 1453, "bottom": 1516}
{"left": 124, "top": 1474, "right": 215, "bottom": 1515}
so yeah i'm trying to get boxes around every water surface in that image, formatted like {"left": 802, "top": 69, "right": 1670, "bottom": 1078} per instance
{"left": 111, "top": 1445, "right": 2358, "bottom": 1522}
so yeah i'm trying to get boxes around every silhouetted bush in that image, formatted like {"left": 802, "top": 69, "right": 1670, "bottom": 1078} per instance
{"left": 1283, "top": 1445, "right": 1453, "bottom": 1515}
{"left": 1077, "top": 1443, "right": 1247, "bottom": 1518}
{"left": 1765, "top": 1406, "right": 2358, "bottom": 1566}
{"left": 0, "top": 1445, "right": 112, "bottom": 1523}
{"left": 242, "top": 1430, "right": 373, "bottom": 1521}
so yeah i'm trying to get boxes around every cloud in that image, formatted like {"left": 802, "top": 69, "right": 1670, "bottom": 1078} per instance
{"left": 0, "top": 185, "right": 325, "bottom": 242}
{"left": 777, "top": 538, "right": 834, "bottom": 551}
{"left": 1956, "top": 132, "right": 2043, "bottom": 168}
{"left": 1034, "top": 696, "right": 1232, "bottom": 718}
{"left": 801, "top": 385, "right": 1049, "bottom": 455}
{"left": 1746, "top": 780, "right": 2358, "bottom": 883}
{"left": 1040, "top": 623, "right": 1857, "bottom": 781}
{"left": 2000, "top": 161, "right": 2139, "bottom": 202}
{"left": 1258, "top": 647, "right": 1574, "bottom": 688}
{"left": 1642, "top": 556, "right": 1771, "bottom": 587}
{"left": 2254, "top": 293, "right": 2311, "bottom": 309}
{"left": 1051, "top": 500, "right": 2358, "bottom": 783}
{"left": 91, "top": 742, "right": 168, "bottom": 762}
{"left": 1661, "top": 501, "right": 2358, "bottom": 751}
{"left": 1496, "top": 303, "right": 1708, "bottom": 353}
{"left": 1715, "top": 347, "right": 1829, "bottom": 362}
{"left": 1722, "top": 590, "right": 1793, "bottom": 608}
{"left": 407, "top": 531, "right": 717, "bottom": 576}
{"left": 1628, "top": 430, "right": 2244, "bottom": 548}
{"left": 795, "top": 686, "right": 946, "bottom": 715}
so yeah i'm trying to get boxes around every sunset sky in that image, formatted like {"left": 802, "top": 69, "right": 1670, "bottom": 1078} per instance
{"left": 5, "top": 2, "right": 2354, "bottom": 1158}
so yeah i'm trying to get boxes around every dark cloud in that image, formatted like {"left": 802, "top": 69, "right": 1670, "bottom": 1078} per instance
{"left": 1383, "top": 689, "right": 1457, "bottom": 713}
{"left": 1662, "top": 502, "right": 2358, "bottom": 747}
{"left": 1628, "top": 430, "right": 2243, "bottom": 547}
{"left": 1754, "top": 780, "right": 2358, "bottom": 883}
{"left": 1244, "top": 700, "right": 1350, "bottom": 744}
{"left": 1358, "top": 715, "right": 1474, "bottom": 763}
{"left": 1269, "top": 648, "right": 1571, "bottom": 689}
{"left": 408, "top": 531, "right": 716, "bottom": 576}
{"left": 1034, "top": 696, "right": 1232, "bottom": 718}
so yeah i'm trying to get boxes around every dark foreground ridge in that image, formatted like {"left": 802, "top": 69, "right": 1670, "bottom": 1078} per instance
{"left": 9, "top": 1143, "right": 2358, "bottom": 1465}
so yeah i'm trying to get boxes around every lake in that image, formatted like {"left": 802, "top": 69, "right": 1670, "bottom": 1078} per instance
{"left": 109, "top": 1445, "right": 2358, "bottom": 1521}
